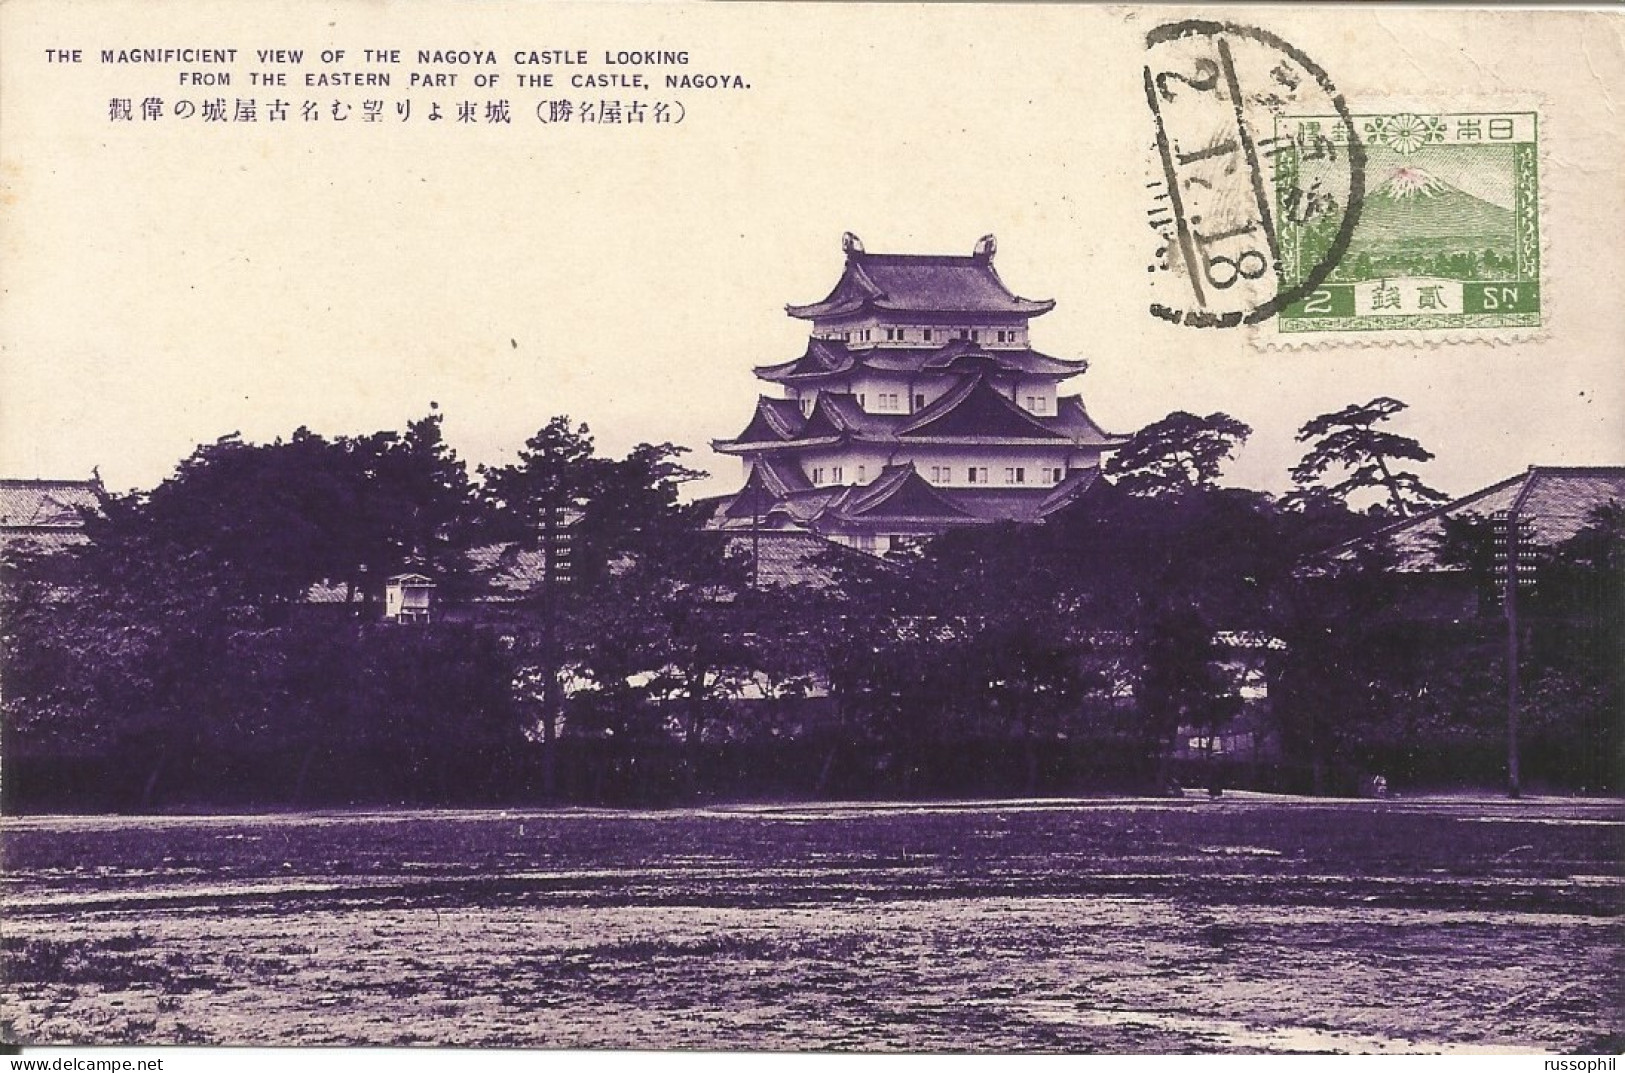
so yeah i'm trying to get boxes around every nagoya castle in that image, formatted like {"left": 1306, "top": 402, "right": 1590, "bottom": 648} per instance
{"left": 708, "top": 233, "right": 1123, "bottom": 554}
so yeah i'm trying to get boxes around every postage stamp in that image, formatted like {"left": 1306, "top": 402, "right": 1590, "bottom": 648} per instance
{"left": 1274, "top": 111, "right": 1541, "bottom": 334}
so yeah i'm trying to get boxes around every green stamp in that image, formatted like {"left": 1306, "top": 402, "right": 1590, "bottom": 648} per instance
{"left": 1275, "top": 111, "right": 1540, "bottom": 333}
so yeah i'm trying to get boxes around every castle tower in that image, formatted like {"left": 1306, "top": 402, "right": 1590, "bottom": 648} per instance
{"left": 708, "top": 234, "right": 1124, "bottom": 554}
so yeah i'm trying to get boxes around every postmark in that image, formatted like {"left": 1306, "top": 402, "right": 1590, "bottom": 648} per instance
{"left": 1274, "top": 111, "right": 1541, "bottom": 335}
{"left": 1143, "top": 20, "right": 1365, "bottom": 328}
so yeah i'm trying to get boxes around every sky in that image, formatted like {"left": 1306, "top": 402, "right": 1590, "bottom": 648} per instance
{"left": 2, "top": 2, "right": 1620, "bottom": 505}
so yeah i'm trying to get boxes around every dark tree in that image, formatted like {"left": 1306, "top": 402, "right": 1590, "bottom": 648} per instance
{"left": 1104, "top": 411, "right": 1253, "bottom": 497}
{"left": 481, "top": 419, "right": 712, "bottom": 799}
{"left": 480, "top": 417, "right": 601, "bottom": 548}
{"left": 70, "top": 414, "right": 476, "bottom": 621}
{"left": 1287, "top": 397, "right": 1448, "bottom": 518}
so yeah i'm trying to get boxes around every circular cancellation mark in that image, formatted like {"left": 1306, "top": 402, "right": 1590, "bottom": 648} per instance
{"left": 1143, "top": 21, "right": 1366, "bottom": 328}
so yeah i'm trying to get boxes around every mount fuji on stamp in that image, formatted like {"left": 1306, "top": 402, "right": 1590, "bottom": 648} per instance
{"left": 1275, "top": 110, "right": 1540, "bottom": 335}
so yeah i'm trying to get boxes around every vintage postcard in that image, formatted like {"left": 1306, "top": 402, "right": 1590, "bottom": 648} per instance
{"left": 1, "top": 0, "right": 1621, "bottom": 1060}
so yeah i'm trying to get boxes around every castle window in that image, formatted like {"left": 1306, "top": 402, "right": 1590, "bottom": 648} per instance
{"left": 1034, "top": 397, "right": 1048, "bottom": 413}
{"left": 1048, "top": 467, "right": 1065, "bottom": 483}
{"left": 930, "top": 465, "right": 947, "bottom": 483}
{"left": 914, "top": 393, "right": 926, "bottom": 411}
{"left": 857, "top": 393, "right": 866, "bottom": 408}
{"left": 967, "top": 467, "right": 988, "bottom": 484}
{"left": 1006, "top": 467, "right": 1026, "bottom": 484}
{"left": 801, "top": 397, "right": 814, "bottom": 416}
{"left": 922, "top": 329, "right": 933, "bottom": 342}
{"left": 858, "top": 465, "right": 866, "bottom": 482}
{"left": 831, "top": 466, "right": 843, "bottom": 483}
{"left": 812, "top": 467, "right": 825, "bottom": 484}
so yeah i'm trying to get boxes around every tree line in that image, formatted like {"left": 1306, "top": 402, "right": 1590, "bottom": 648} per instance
{"left": 2, "top": 401, "right": 1618, "bottom": 810}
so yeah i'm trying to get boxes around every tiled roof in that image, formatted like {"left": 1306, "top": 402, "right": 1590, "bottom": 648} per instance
{"left": 836, "top": 463, "right": 979, "bottom": 521}
{"left": 785, "top": 237, "right": 1055, "bottom": 320}
{"left": 721, "top": 457, "right": 814, "bottom": 520}
{"left": 1050, "top": 396, "right": 1123, "bottom": 446}
{"left": 1037, "top": 468, "right": 1104, "bottom": 515}
{"left": 814, "top": 393, "right": 893, "bottom": 437}
{"left": 753, "top": 337, "right": 857, "bottom": 381}
{"left": 754, "top": 337, "right": 1084, "bottom": 383}
{"left": 714, "top": 384, "right": 1120, "bottom": 454}
{"left": 722, "top": 530, "right": 894, "bottom": 589}
{"left": 900, "top": 374, "right": 1068, "bottom": 441}
{"left": 1344, "top": 465, "right": 1625, "bottom": 570}
{"left": 0, "top": 478, "right": 99, "bottom": 529}
{"left": 0, "top": 478, "right": 100, "bottom": 556}
{"left": 707, "top": 459, "right": 1107, "bottom": 544}
{"left": 934, "top": 469, "right": 1102, "bottom": 523}
{"left": 724, "top": 397, "right": 806, "bottom": 445}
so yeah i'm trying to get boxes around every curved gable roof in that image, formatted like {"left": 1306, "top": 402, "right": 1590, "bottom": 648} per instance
{"left": 753, "top": 337, "right": 857, "bottom": 382}
{"left": 1051, "top": 395, "right": 1125, "bottom": 446}
{"left": 724, "top": 397, "right": 806, "bottom": 446}
{"left": 900, "top": 376, "right": 1068, "bottom": 441}
{"left": 837, "top": 464, "right": 979, "bottom": 521}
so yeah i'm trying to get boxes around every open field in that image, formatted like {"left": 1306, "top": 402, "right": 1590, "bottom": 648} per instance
{"left": 2, "top": 795, "right": 1621, "bottom": 1052}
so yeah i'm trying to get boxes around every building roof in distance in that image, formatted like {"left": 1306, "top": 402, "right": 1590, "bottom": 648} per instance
{"left": 1342, "top": 465, "right": 1625, "bottom": 571}
{"left": 0, "top": 478, "right": 100, "bottom": 529}
{"left": 0, "top": 477, "right": 101, "bottom": 555}
{"left": 785, "top": 234, "right": 1056, "bottom": 320}
{"left": 721, "top": 530, "right": 899, "bottom": 589}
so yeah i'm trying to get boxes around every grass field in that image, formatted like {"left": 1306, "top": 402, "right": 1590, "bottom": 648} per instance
{"left": 2, "top": 795, "right": 1621, "bottom": 1052}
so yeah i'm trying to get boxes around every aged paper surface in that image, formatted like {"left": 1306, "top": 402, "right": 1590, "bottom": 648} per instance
{"left": 1, "top": 0, "right": 1622, "bottom": 1058}
{"left": 1, "top": 2, "right": 1620, "bottom": 499}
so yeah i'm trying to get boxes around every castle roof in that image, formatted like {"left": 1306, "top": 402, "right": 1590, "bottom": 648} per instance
{"left": 785, "top": 234, "right": 1055, "bottom": 320}
{"left": 753, "top": 336, "right": 1086, "bottom": 384}
{"left": 722, "top": 456, "right": 814, "bottom": 520}
{"left": 709, "top": 464, "right": 1104, "bottom": 537}
{"left": 713, "top": 379, "right": 1123, "bottom": 456}
{"left": 725, "top": 397, "right": 812, "bottom": 446}
{"left": 838, "top": 463, "right": 980, "bottom": 521}
{"left": 900, "top": 374, "right": 1070, "bottom": 441}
